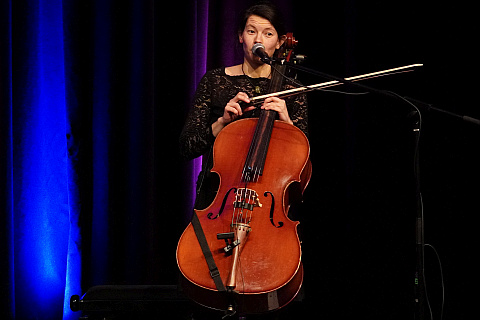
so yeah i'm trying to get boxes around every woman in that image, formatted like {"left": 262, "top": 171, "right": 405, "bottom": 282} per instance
{"left": 180, "top": 2, "right": 308, "bottom": 209}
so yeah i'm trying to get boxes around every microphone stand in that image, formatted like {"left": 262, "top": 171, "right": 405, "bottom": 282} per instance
{"left": 284, "top": 61, "right": 480, "bottom": 126}
{"left": 281, "top": 60, "right": 479, "bottom": 320}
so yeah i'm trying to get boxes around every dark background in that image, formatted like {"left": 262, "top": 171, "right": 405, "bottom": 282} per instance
{"left": 1, "top": 0, "right": 478, "bottom": 319}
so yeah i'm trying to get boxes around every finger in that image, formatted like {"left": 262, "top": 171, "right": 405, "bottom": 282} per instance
{"left": 261, "top": 100, "right": 280, "bottom": 110}
{"left": 263, "top": 97, "right": 284, "bottom": 107}
{"left": 262, "top": 105, "right": 281, "bottom": 112}
{"left": 264, "top": 96, "right": 279, "bottom": 103}
{"left": 225, "top": 104, "right": 241, "bottom": 116}
{"left": 234, "top": 92, "right": 251, "bottom": 104}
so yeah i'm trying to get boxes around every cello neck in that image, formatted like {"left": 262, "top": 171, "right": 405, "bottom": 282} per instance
{"left": 242, "top": 109, "right": 276, "bottom": 182}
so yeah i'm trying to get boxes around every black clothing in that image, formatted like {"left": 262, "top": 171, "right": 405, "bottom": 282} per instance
{"left": 179, "top": 67, "right": 309, "bottom": 209}
{"left": 179, "top": 67, "right": 308, "bottom": 161}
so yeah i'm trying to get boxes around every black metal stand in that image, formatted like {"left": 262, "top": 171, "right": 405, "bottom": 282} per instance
{"left": 411, "top": 110, "right": 426, "bottom": 320}
{"left": 70, "top": 285, "right": 191, "bottom": 320}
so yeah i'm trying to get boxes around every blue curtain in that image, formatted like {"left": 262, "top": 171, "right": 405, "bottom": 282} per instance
{"left": 1, "top": 0, "right": 201, "bottom": 318}
{"left": 2, "top": 0, "right": 77, "bottom": 318}
{"left": 1, "top": 0, "right": 478, "bottom": 319}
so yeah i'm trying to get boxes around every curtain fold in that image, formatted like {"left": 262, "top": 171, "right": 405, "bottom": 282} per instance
{"left": 7, "top": 0, "right": 73, "bottom": 318}
{"left": 0, "top": 0, "right": 15, "bottom": 318}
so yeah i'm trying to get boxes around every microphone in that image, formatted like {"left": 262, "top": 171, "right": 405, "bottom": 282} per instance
{"left": 252, "top": 43, "right": 271, "bottom": 64}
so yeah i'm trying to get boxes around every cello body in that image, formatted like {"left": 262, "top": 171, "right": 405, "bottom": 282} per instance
{"left": 176, "top": 116, "right": 311, "bottom": 314}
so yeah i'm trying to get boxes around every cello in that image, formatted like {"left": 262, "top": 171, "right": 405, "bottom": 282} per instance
{"left": 176, "top": 33, "right": 312, "bottom": 314}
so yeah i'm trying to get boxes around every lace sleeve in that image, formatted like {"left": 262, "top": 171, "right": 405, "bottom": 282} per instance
{"left": 284, "top": 79, "right": 309, "bottom": 137}
{"left": 180, "top": 70, "right": 309, "bottom": 160}
{"left": 179, "top": 73, "right": 216, "bottom": 160}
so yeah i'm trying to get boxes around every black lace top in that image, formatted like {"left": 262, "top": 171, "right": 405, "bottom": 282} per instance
{"left": 179, "top": 67, "right": 308, "bottom": 161}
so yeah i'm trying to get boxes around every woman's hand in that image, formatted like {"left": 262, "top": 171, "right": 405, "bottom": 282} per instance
{"left": 212, "top": 92, "right": 254, "bottom": 137}
{"left": 262, "top": 96, "right": 292, "bottom": 125}
{"left": 222, "top": 92, "right": 251, "bottom": 124}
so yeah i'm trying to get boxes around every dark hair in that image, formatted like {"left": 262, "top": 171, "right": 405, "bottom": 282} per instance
{"left": 237, "top": 2, "right": 286, "bottom": 37}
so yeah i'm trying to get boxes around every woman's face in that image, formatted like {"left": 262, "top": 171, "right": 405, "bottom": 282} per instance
{"left": 239, "top": 15, "right": 284, "bottom": 66}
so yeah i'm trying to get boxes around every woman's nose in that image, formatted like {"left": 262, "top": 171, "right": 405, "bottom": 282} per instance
{"left": 254, "top": 33, "right": 263, "bottom": 43}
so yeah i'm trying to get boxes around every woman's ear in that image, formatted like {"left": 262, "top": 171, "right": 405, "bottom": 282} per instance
{"left": 238, "top": 32, "right": 244, "bottom": 44}
{"left": 276, "top": 34, "right": 287, "bottom": 49}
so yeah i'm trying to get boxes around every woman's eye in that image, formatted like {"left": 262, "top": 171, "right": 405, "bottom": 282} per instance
{"left": 247, "top": 30, "right": 255, "bottom": 34}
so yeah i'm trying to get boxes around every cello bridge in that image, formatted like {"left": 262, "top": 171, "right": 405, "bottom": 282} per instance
{"left": 233, "top": 188, "right": 262, "bottom": 211}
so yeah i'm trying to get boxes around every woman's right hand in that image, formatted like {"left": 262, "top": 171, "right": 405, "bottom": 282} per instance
{"left": 212, "top": 92, "right": 253, "bottom": 137}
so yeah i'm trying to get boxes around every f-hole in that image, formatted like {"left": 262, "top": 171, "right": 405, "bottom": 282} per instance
{"left": 208, "top": 187, "right": 237, "bottom": 219}
{"left": 264, "top": 191, "right": 283, "bottom": 228}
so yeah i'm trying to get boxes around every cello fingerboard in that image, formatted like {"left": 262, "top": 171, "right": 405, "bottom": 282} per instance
{"left": 242, "top": 109, "right": 276, "bottom": 182}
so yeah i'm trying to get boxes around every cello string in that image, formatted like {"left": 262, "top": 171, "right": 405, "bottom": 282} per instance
{"left": 231, "top": 189, "right": 239, "bottom": 226}
{"left": 245, "top": 189, "right": 253, "bottom": 225}
{"left": 248, "top": 190, "right": 255, "bottom": 224}
{"left": 242, "top": 111, "right": 266, "bottom": 182}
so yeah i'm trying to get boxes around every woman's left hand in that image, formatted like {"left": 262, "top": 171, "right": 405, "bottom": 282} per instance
{"left": 261, "top": 97, "right": 293, "bottom": 125}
